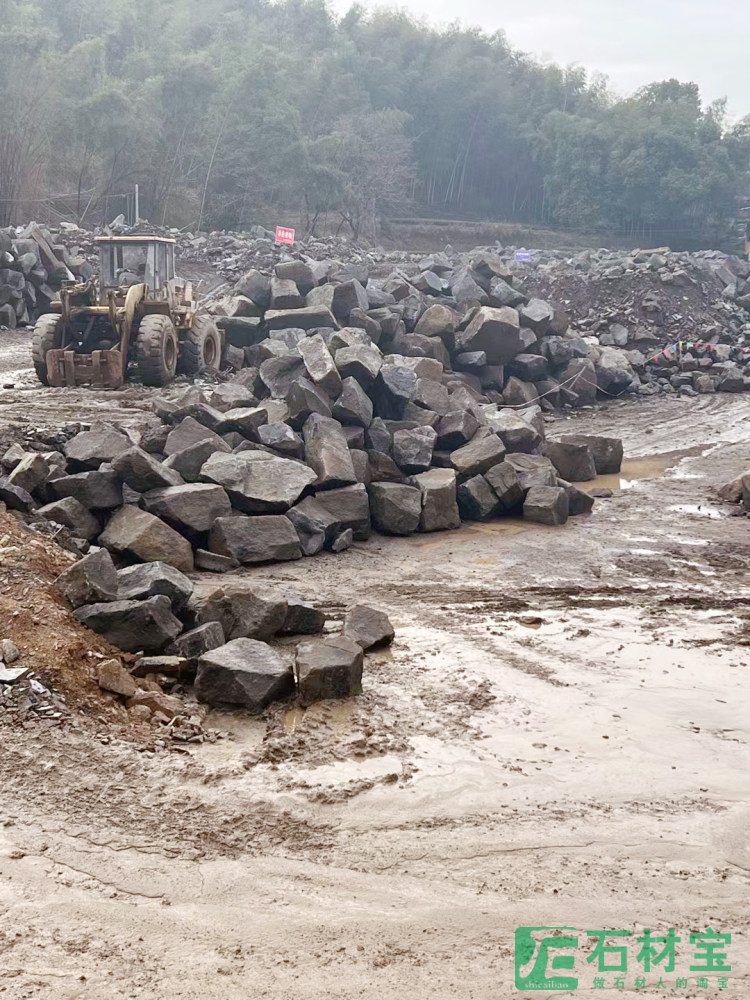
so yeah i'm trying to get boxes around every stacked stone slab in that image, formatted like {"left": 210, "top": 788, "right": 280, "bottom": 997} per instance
{"left": 6, "top": 302, "right": 619, "bottom": 575}
{"left": 1, "top": 250, "right": 643, "bottom": 691}
{"left": 50, "top": 545, "right": 393, "bottom": 714}
{"left": 208, "top": 248, "right": 750, "bottom": 405}
{"left": 0, "top": 223, "right": 82, "bottom": 328}
{"left": 207, "top": 254, "right": 588, "bottom": 407}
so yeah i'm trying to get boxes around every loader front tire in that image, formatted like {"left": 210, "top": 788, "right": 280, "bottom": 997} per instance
{"left": 179, "top": 310, "right": 222, "bottom": 375}
{"left": 31, "top": 314, "right": 63, "bottom": 386}
{"left": 136, "top": 315, "right": 178, "bottom": 387}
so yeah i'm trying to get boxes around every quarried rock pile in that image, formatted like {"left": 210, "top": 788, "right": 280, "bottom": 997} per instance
{"left": 20, "top": 217, "right": 750, "bottom": 398}
{"left": 3, "top": 320, "right": 620, "bottom": 574}
{"left": 2, "top": 366, "right": 620, "bottom": 717}
{"left": 0, "top": 222, "right": 87, "bottom": 329}
{"left": 1, "top": 236, "right": 659, "bottom": 720}
{"left": 56, "top": 552, "right": 393, "bottom": 716}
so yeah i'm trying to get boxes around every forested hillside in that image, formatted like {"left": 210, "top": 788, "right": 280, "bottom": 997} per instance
{"left": 2, "top": 0, "right": 749, "bottom": 247}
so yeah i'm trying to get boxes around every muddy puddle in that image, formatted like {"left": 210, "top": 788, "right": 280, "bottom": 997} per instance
{"left": 572, "top": 451, "right": 693, "bottom": 491}
{"left": 331, "top": 605, "right": 750, "bottom": 819}
{"left": 668, "top": 503, "right": 724, "bottom": 519}
{"left": 283, "top": 700, "right": 357, "bottom": 735}
{"left": 192, "top": 600, "right": 750, "bottom": 823}
{"left": 201, "top": 708, "right": 266, "bottom": 751}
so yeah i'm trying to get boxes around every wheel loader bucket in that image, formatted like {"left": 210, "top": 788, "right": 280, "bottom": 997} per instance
{"left": 45, "top": 349, "right": 125, "bottom": 389}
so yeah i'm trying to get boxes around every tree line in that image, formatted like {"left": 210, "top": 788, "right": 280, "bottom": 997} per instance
{"left": 1, "top": 0, "right": 749, "bottom": 248}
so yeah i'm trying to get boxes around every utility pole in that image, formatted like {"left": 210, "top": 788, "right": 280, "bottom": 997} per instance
{"left": 134, "top": 184, "right": 140, "bottom": 225}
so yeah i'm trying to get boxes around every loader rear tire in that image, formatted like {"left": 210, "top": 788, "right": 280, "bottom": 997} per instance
{"left": 179, "top": 310, "right": 222, "bottom": 375}
{"left": 31, "top": 314, "right": 63, "bottom": 386}
{"left": 136, "top": 314, "right": 178, "bottom": 387}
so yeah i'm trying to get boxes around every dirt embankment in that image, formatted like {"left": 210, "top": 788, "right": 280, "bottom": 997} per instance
{"left": 0, "top": 509, "right": 118, "bottom": 710}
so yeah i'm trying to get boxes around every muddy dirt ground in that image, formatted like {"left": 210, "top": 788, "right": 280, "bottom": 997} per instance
{"left": 1, "top": 332, "right": 749, "bottom": 998}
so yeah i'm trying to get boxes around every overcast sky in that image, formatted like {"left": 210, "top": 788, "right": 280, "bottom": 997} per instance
{"left": 329, "top": 0, "right": 750, "bottom": 122}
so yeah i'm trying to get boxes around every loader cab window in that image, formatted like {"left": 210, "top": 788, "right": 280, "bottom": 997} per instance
{"left": 152, "top": 242, "right": 176, "bottom": 285}
{"left": 166, "top": 244, "right": 175, "bottom": 281}
{"left": 99, "top": 242, "right": 156, "bottom": 290}
{"left": 155, "top": 242, "right": 169, "bottom": 286}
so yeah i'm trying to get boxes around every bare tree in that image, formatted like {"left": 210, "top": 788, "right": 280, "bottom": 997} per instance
{"left": 0, "top": 53, "right": 56, "bottom": 226}
{"left": 323, "top": 109, "right": 414, "bottom": 241}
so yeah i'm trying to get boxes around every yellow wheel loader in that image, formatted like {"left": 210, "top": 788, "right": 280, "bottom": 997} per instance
{"left": 31, "top": 235, "right": 223, "bottom": 388}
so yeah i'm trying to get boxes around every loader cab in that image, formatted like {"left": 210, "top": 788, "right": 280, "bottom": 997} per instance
{"left": 97, "top": 236, "right": 176, "bottom": 297}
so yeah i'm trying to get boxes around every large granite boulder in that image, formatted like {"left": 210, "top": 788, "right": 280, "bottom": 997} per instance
{"left": 311, "top": 483, "right": 371, "bottom": 540}
{"left": 335, "top": 343, "right": 383, "bottom": 387}
{"left": 410, "top": 468, "right": 460, "bottom": 532}
{"left": 209, "top": 515, "right": 303, "bottom": 564}
{"left": 367, "top": 482, "right": 421, "bottom": 535}
{"left": 200, "top": 451, "right": 316, "bottom": 513}
{"left": 523, "top": 485, "right": 569, "bottom": 525}
{"left": 457, "top": 475, "right": 500, "bottom": 521}
{"left": 505, "top": 454, "right": 558, "bottom": 494}
{"left": 296, "top": 635, "right": 364, "bottom": 705}
{"left": 99, "top": 506, "right": 194, "bottom": 573}
{"left": 187, "top": 583, "right": 288, "bottom": 640}
{"left": 545, "top": 441, "right": 596, "bottom": 482}
{"left": 142, "top": 483, "right": 232, "bottom": 534}
{"left": 196, "top": 639, "right": 294, "bottom": 712}
{"left": 64, "top": 427, "right": 132, "bottom": 469}
{"left": 370, "top": 365, "right": 417, "bottom": 419}
{"left": 302, "top": 413, "right": 357, "bottom": 489}
{"left": 455, "top": 307, "right": 522, "bottom": 364}
{"left": 279, "top": 594, "right": 327, "bottom": 635}
{"left": 450, "top": 434, "right": 506, "bottom": 478}
{"left": 484, "top": 462, "right": 524, "bottom": 511}
{"left": 112, "top": 447, "right": 184, "bottom": 492}
{"left": 298, "top": 334, "right": 342, "bottom": 396}
{"left": 162, "top": 437, "right": 231, "bottom": 482}
{"left": 560, "top": 434, "right": 623, "bottom": 474}
{"left": 342, "top": 605, "right": 395, "bottom": 650}
{"left": 333, "top": 377, "right": 373, "bottom": 428}
{"left": 116, "top": 561, "right": 194, "bottom": 610}
{"left": 74, "top": 595, "right": 182, "bottom": 653}
{"left": 8, "top": 453, "right": 51, "bottom": 494}
{"left": 37, "top": 496, "right": 100, "bottom": 540}
{"left": 285, "top": 496, "right": 341, "bottom": 555}
{"left": 165, "top": 621, "right": 226, "bottom": 664}
{"left": 54, "top": 548, "right": 118, "bottom": 609}
{"left": 392, "top": 426, "right": 437, "bottom": 474}
{"left": 50, "top": 469, "right": 122, "bottom": 509}
{"left": 165, "top": 416, "right": 226, "bottom": 456}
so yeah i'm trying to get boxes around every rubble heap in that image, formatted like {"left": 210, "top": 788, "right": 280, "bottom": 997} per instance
{"left": 0, "top": 637, "right": 69, "bottom": 726}
{"left": 16, "top": 219, "right": 750, "bottom": 399}
{"left": 52, "top": 539, "right": 389, "bottom": 714}
{"left": 0, "top": 256, "right": 619, "bottom": 569}
{"left": 206, "top": 249, "right": 654, "bottom": 412}
{"left": 66, "top": 562, "right": 390, "bottom": 716}
{"left": 1, "top": 249, "right": 633, "bottom": 582}
{"left": 180, "top": 226, "right": 406, "bottom": 282}
{"left": 1, "top": 258, "right": 627, "bottom": 712}
{"left": 0, "top": 491, "right": 393, "bottom": 721}
{"left": 0, "top": 223, "right": 92, "bottom": 329}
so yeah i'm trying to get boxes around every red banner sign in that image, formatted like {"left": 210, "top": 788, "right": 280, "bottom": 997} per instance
{"left": 275, "top": 226, "right": 295, "bottom": 245}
